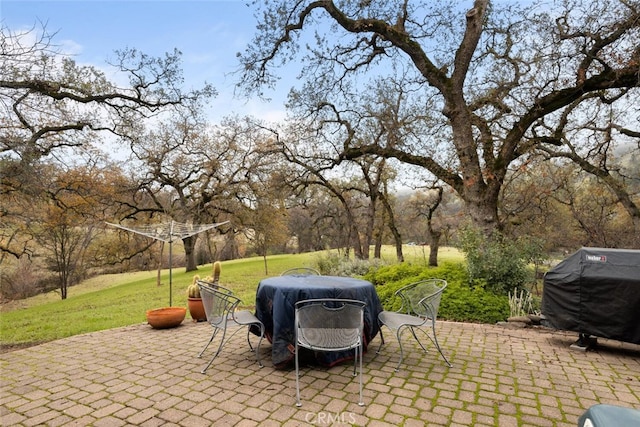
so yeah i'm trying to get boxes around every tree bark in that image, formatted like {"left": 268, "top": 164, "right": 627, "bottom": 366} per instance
{"left": 183, "top": 235, "right": 198, "bottom": 272}
{"left": 428, "top": 233, "right": 441, "bottom": 267}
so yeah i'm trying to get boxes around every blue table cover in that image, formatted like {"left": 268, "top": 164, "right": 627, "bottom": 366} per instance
{"left": 255, "top": 275, "right": 383, "bottom": 369}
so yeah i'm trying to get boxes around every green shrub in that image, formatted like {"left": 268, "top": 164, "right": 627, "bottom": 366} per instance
{"left": 366, "top": 262, "right": 509, "bottom": 324}
{"left": 458, "top": 226, "right": 534, "bottom": 295}
{"left": 315, "top": 251, "right": 387, "bottom": 276}
{"left": 440, "top": 280, "right": 509, "bottom": 323}
{"left": 315, "top": 251, "right": 343, "bottom": 274}
{"left": 363, "top": 262, "right": 427, "bottom": 286}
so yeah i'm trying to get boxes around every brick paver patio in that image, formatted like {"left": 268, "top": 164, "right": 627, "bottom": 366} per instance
{"left": 1, "top": 320, "right": 639, "bottom": 426}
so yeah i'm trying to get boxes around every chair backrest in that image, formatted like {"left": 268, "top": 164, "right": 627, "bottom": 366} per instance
{"left": 295, "top": 299, "right": 365, "bottom": 351}
{"left": 397, "top": 279, "right": 447, "bottom": 320}
{"left": 281, "top": 267, "right": 320, "bottom": 276}
{"left": 197, "top": 279, "right": 234, "bottom": 295}
{"left": 198, "top": 282, "right": 240, "bottom": 328}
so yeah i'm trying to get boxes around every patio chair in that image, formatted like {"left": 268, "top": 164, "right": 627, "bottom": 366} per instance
{"left": 377, "top": 278, "right": 452, "bottom": 371}
{"left": 280, "top": 267, "right": 320, "bottom": 276}
{"left": 197, "top": 283, "right": 265, "bottom": 374}
{"left": 294, "top": 298, "right": 366, "bottom": 407}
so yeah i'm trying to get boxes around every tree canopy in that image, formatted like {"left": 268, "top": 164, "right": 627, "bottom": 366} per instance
{"left": 1, "top": 23, "right": 216, "bottom": 168}
{"left": 238, "top": 0, "right": 640, "bottom": 236}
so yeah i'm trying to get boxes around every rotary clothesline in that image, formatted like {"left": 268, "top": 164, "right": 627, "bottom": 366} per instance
{"left": 107, "top": 221, "right": 228, "bottom": 243}
{"left": 106, "top": 220, "right": 229, "bottom": 306}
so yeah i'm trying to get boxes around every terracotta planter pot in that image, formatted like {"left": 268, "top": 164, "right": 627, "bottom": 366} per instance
{"left": 187, "top": 297, "right": 207, "bottom": 321}
{"left": 146, "top": 307, "right": 186, "bottom": 329}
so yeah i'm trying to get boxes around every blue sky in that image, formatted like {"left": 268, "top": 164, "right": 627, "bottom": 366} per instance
{"left": 1, "top": 0, "right": 290, "bottom": 122}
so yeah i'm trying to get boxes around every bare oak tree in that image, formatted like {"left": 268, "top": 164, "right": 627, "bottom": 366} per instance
{"left": 1, "top": 24, "right": 215, "bottom": 166}
{"left": 534, "top": 98, "right": 640, "bottom": 247}
{"left": 127, "top": 115, "right": 272, "bottom": 271}
{"left": 1, "top": 24, "right": 216, "bottom": 259}
{"left": 238, "top": 0, "right": 640, "bottom": 237}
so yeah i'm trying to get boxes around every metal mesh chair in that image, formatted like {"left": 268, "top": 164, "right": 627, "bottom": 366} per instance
{"left": 294, "top": 298, "right": 366, "bottom": 407}
{"left": 280, "top": 267, "right": 320, "bottom": 276}
{"left": 197, "top": 283, "right": 265, "bottom": 374}
{"left": 377, "top": 278, "right": 452, "bottom": 371}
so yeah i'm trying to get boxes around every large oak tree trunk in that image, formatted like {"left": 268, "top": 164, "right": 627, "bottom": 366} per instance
{"left": 183, "top": 235, "right": 198, "bottom": 272}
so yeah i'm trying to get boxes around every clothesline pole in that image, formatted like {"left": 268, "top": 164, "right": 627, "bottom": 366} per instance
{"left": 169, "top": 221, "right": 174, "bottom": 306}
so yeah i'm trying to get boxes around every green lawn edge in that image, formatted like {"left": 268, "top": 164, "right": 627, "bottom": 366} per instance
{"left": 0, "top": 246, "right": 463, "bottom": 349}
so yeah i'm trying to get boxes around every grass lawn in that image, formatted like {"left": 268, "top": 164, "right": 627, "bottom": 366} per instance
{"left": 0, "top": 246, "right": 463, "bottom": 350}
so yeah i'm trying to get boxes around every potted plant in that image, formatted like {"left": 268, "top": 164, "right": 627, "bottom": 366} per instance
{"left": 187, "top": 275, "right": 206, "bottom": 322}
{"left": 187, "top": 261, "right": 221, "bottom": 322}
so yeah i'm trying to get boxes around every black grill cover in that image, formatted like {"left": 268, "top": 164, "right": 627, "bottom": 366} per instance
{"left": 541, "top": 247, "right": 640, "bottom": 345}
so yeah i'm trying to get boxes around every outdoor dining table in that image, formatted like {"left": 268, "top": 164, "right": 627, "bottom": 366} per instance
{"left": 255, "top": 274, "right": 384, "bottom": 369}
